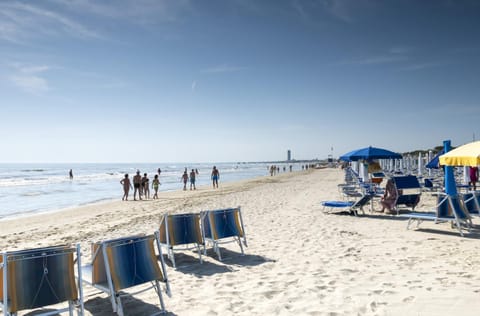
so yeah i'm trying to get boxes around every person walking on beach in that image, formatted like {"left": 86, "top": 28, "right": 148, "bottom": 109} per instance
{"left": 211, "top": 166, "right": 219, "bottom": 189}
{"left": 69, "top": 169, "right": 73, "bottom": 180}
{"left": 120, "top": 174, "right": 133, "bottom": 201}
{"left": 142, "top": 173, "right": 150, "bottom": 199}
{"left": 133, "top": 170, "right": 142, "bottom": 201}
{"left": 152, "top": 174, "right": 160, "bottom": 199}
{"left": 181, "top": 171, "right": 189, "bottom": 190}
{"left": 190, "top": 169, "right": 196, "bottom": 190}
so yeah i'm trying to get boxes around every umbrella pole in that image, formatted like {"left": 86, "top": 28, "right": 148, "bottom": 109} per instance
{"left": 443, "top": 140, "right": 457, "bottom": 196}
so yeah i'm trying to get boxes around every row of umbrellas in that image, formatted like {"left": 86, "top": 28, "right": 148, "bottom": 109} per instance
{"left": 340, "top": 141, "right": 480, "bottom": 197}
{"left": 339, "top": 141, "right": 480, "bottom": 167}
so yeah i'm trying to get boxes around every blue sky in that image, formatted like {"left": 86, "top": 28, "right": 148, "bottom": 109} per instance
{"left": 1, "top": 0, "right": 480, "bottom": 163}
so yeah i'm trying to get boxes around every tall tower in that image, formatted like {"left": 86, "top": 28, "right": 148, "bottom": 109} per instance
{"left": 287, "top": 150, "right": 291, "bottom": 161}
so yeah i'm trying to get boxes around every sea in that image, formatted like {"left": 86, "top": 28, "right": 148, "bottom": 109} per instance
{"left": 0, "top": 162, "right": 302, "bottom": 220}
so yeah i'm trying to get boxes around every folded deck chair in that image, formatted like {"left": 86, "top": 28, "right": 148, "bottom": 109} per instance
{"left": 81, "top": 233, "right": 171, "bottom": 316}
{"left": 322, "top": 193, "right": 373, "bottom": 216}
{"left": 462, "top": 192, "right": 480, "bottom": 216}
{"left": 201, "top": 207, "right": 247, "bottom": 261}
{"left": 159, "top": 213, "right": 203, "bottom": 268}
{"left": 1, "top": 244, "right": 84, "bottom": 316}
{"left": 392, "top": 175, "right": 422, "bottom": 214}
{"left": 399, "top": 194, "right": 473, "bottom": 236}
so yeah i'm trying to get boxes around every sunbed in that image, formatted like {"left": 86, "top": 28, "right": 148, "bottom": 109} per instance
{"left": 1, "top": 244, "right": 84, "bottom": 316}
{"left": 201, "top": 207, "right": 247, "bottom": 261}
{"left": 81, "top": 233, "right": 171, "bottom": 315}
{"left": 159, "top": 212, "right": 203, "bottom": 268}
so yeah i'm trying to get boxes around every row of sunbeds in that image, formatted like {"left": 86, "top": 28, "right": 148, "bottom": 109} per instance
{"left": 324, "top": 168, "right": 479, "bottom": 236}
{"left": 0, "top": 207, "right": 247, "bottom": 316}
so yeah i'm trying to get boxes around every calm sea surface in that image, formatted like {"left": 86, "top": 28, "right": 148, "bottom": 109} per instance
{"left": 0, "top": 162, "right": 302, "bottom": 219}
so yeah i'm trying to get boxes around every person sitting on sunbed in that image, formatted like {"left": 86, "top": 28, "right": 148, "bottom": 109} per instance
{"left": 381, "top": 178, "right": 398, "bottom": 214}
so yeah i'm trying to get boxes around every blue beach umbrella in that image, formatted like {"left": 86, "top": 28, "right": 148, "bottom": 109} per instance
{"left": 425, "top": 150, "right": 444, "bottom": 169}
{"left": 339, "top": 146, "right": 402, "bottom": 162}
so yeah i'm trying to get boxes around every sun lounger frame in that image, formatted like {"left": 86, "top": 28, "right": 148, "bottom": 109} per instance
{"left": 81, "top": 233, "right": 171, "bottom": 316}
{"left": 200, "top": 207, "right": 247, "bottom": 261}
{"left": 462, "top": 191, "right": 480, "bottom": 216}
{"left": 159, "top": 213, "right": 203, "bottom": 268}
{"left": 400, "top": 194, "right": 473, "bottom": 237}
{"left": 1, "top": 244, "right": 84, "bottom": 316}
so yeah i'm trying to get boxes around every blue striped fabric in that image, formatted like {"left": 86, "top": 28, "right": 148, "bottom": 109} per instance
{"left": 204, "top": 208, "right": 244, "bottom": 240}
{"left": 159, "top": 213, "right": 203, "bottom": 246}
{"left": 92, "top": 235, "right": 163, "bottom": 292}
{"left": 0, "top": 246, "right": 77, "bottom": 313}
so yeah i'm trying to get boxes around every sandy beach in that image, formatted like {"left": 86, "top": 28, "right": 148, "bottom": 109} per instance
{"left": 2, "top": 168, "right": 480, "bottom": 316}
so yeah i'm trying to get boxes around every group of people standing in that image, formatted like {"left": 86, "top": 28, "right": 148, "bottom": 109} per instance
{"left": 120, "top": 166, "right": 221, "bottom": 201}
{"left": 120, "top": 171, "right": 160, "bottom": 201}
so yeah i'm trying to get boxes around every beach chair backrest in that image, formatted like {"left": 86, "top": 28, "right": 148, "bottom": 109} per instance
{"left": 203, "top": 208, "right": 244, "bottom": 240}
{"left": 0, "top": 246, "right": 78, "bottom": 313}
{"left": 352, "top": 194, "right": 372, "bottom": 208}
{"left": 92, "top": 235, "right": 163, "bottom": 292}
{"left": 449, "top": 195, "right": 470, "bottom": 220}
{"left": 463, "top": 193, "right": 480, "bottom": 214}
{"left": 159, "top": 213, "right": 203, "bottom": 246}
{"left": 436, "top": 195, "right": 450, "bottom": 217}
{"left": 393, "top": 175, "right": 421, "bottom": 189}
{"left": 436, "top": 195, "right": 470, "bottom": 219}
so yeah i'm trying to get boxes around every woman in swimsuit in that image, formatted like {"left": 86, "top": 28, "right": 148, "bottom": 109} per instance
{"left": 152, "top": 174, "right": 160, "bottom": 199}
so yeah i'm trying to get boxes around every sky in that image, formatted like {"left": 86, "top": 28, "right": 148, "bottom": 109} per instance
{"left": 1, "top": 0, "right": 480, "bottom": 163}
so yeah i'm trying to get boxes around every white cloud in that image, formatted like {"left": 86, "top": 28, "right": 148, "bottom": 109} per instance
{"left": 10, "top": 74, "right": 49, "bottom": 93}
{"left": 191, "top": 80, "right": 197, "bottom": 91}
{"left": 337, "top": 54, "right": 408, "bottom": 66}
{"left": 0, "top": 1, "right": 101, "bottom": 42}
{"left": 7, "top": 63, "right": 51, "bottom": 94}
{"left": 321, "top": 0, "right": 376, "bottom": 23}
{"left": 400, "top": 61, "right": 445, "bottom": 71}
{"left": 201, "top": 65, "right": 246, "bottom": 73}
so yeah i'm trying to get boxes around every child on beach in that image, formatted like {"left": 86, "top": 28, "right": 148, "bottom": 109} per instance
{"left": 152, "top": 174, "right": 160, "bottom": 199}
{"left": 190, "top": 169, "right": 196, "bottom": 190}
{"left": 120, "top": 174, "right": 133, "bottom": 201}
{"left": 182, "top": 171, "right": 189, "bottom": 190}
{"left": 211, "top": 166, "right": 219, "bottom": 189}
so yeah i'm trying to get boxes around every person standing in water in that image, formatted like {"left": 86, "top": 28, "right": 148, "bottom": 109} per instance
{"left": 120, "top": 174, "right": 133, "bottom": 201}
{"left": 69, "top": 169, "right": 73, "bottom": 180}
{"left": 152, "top": 174, "right": 160, "bottom": 199}
{"left": 211, "top": 166, "right": 219, "bottom": 189}
{"left": 190, "top": 169, "right": 196, "bottom": 190}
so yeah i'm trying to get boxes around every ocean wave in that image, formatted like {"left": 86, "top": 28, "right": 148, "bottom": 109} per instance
{"left": 20, "top": 169, "right": 46, "bottom": 172}
{"left": 0, "top": 172, "right": 122, "bottom": 188}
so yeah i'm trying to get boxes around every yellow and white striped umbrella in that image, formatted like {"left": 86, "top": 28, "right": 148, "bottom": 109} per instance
{"left": 439, "top": 141, "right": 480, "bottom": 166}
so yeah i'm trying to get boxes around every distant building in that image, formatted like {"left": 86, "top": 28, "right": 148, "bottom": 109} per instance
{"left": 287, "top": 150, "right": 291, "bottom": 161}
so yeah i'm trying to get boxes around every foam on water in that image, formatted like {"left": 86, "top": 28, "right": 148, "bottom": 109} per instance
{"left": 0, "top": 162, "right": 303, "bottom": 219}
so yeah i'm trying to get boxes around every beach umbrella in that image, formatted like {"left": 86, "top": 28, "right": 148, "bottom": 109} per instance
{"left": 425, "top": 150, "right": 444, "bottom": 169}
{"left": 439, "top": 141, "right": 480, "bottom": 166}
{"left": 339, "top": 146, "right": 402, "bottom": 162}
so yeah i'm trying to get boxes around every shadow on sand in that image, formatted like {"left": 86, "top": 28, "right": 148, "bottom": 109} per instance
{"left": 84, "top": 294, "right": 177, "bottom": 316}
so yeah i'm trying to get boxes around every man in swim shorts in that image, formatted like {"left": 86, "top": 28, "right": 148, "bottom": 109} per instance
{"left": 133, "top": 170, "right": 142, "bottom": 200}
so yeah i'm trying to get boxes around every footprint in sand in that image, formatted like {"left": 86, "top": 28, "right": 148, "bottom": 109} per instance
{"left": 403, "top": 296, "right": 415, "bottom": 303}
